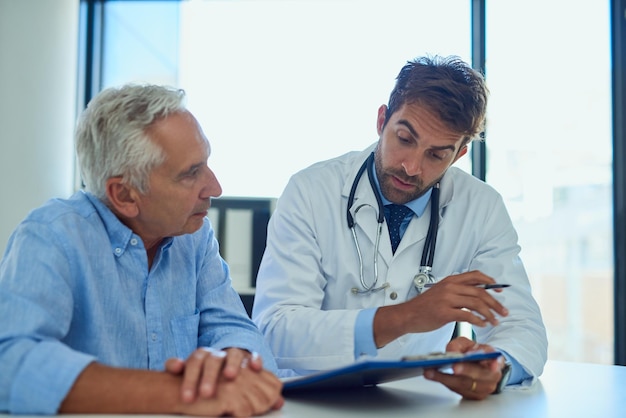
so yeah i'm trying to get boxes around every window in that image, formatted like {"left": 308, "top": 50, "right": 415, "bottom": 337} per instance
{"left": 99, "top": 0, "right": 471, "bottom": 198}
{"left": 89, "top": 0, "right": 616, "bottom": 365}
{"left": 486, "top": 0, "right": 613, "bottom": 363}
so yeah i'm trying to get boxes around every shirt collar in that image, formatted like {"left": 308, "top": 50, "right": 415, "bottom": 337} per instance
{"left": 81, "top": 190, "right": 173, "bottom": 255}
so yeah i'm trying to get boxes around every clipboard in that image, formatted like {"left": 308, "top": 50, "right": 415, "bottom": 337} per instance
{"left": 282, "top": 351, "right": 501, "bottom": 392}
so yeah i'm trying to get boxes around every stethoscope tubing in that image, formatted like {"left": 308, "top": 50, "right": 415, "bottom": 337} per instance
{"left": 347, "top": 152, "right": 439, "bottom": 294}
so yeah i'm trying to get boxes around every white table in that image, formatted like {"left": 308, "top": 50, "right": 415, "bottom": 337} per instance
{"left": 1, "top": 360, "right": 624, "bottom": 417}
{"left": 272, "top": 360, "right": 626, "bottom": 418}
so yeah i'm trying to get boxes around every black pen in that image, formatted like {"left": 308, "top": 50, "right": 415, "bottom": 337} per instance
{"left": 423, "top": 283, "right": 511, "bottom": 289}
{"left": 474, "top": 283, "right": 510, "bottom": 289}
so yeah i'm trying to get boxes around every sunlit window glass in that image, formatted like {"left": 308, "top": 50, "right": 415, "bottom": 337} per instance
{"left": 102, "top": 0, "right": 471, "bottom": 198}
{"left": 486, "top": 0, "right": 613, "bottom": 364}
{"left": 98, "top": 0, "right": 615, "bottom": 365}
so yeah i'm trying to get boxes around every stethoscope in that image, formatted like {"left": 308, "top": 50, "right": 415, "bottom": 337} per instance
{"left": 347, "top": 152, "right": 440, "bottom": 295}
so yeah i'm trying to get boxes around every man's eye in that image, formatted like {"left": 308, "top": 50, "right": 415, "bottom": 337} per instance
{"left": 185, "top": 168, "right": 200, "bottom": 178}
{"left": 428, "top": 151, "right": 444, "bottom": 160}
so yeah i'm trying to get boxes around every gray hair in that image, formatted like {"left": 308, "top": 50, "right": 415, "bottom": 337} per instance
{"left": 75, "top": 83, "right": 187, "bottom": 201}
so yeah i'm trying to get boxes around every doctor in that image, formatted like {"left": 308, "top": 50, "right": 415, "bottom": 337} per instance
{"left": 252, "top": 55, "right": 547, "bottom": 400}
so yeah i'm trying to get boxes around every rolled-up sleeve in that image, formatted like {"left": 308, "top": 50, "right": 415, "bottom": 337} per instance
{"left": 9, "top": 342, "right": 95, "bottom": 414}
{"left": 0, "top": 220, "right": 95, "bottom": 414}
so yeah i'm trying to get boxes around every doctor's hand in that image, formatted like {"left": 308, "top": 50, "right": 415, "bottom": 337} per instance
{"left": 373, "top": 271, "right": 509, "bottom": 348}
{"left": 423, "top": 337, "right": 505, "bottom": 400}
{"left": 165, "top": 347, "right": 264, "bottom": 403}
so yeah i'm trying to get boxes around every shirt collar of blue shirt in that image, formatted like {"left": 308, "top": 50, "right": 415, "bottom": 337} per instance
{"left": 81, "top": 190, "right": 173, "bottom": 256}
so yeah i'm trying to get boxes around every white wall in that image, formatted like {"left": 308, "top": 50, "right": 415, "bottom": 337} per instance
{"left": 0, "top": 0, "right": 79, "bottom": 257}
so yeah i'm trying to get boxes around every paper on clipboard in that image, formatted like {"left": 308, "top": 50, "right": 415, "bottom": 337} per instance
{"left": 281, "top": 351, "right": 501, "bottom": 392}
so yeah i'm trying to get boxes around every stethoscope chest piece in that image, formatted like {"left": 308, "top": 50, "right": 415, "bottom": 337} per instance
{"left": 413, "top": 266, "right": 435, "bottom": 293}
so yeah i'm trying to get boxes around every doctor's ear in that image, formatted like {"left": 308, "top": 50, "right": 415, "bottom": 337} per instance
{"left": 105, "top": 177, "right": 140, "bottom": 218}
{"left": 376, "top": 105, "right": 388, "bottom": 135}
{"left": 454, "top": 144, "right": 469, "bottom": 162}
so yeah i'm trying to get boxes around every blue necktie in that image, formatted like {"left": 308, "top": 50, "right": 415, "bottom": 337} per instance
{"left": 385, "top": 204, "right": 413, "bottom": 254}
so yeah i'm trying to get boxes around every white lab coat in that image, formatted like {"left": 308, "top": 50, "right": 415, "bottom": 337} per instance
{"left": 253, "top": 144, "right": 547, "bottom": 378}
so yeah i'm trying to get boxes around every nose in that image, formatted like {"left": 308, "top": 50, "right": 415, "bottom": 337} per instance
{"left": 401, "top": 152, "right": 426, "bottom": 177}
{"left": 201, "top": 166, "right": 222, "bottom": 199}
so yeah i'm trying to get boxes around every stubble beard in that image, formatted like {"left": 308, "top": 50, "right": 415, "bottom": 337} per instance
{"left": 374, "top": 151, "right": 428, "bottom": 204}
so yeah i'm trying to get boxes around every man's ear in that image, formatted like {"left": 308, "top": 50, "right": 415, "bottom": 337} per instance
{"left": 376, "top": 104, "right": 387, "bottom": 136}
{"left": 453, "top": 144, "right": 469, "bottom": 163}
{"left": 105, "top": 177, "right": 139, "bottom": 218}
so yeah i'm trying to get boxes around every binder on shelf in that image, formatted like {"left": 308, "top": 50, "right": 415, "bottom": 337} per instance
{"left": 207, "top": 197, "right": 275, "bottom": 289}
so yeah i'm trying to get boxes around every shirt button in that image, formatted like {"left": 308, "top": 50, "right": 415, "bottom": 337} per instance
{"left": 151, "top": 333, "right": 157, "bottom": 341}
{"left": 390, "top": 292, "right": 398, "bottom": 300}
{"left": 130, "top": 238, "right": 138, "bottom": 245}
{"left": 114, "top": 248, "right": 122, "bottom": 254}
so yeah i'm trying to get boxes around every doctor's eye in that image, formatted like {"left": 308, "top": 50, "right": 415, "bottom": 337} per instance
{"left": 427, "top": 150, "right": 445, "bottom": 161}
{"left": 397, "top": 135, "right": 412, "bottom": 145}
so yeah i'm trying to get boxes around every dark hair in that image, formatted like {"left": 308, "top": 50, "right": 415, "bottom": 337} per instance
{"left": 385, "top": 55, "right": 488, "bottom": 143}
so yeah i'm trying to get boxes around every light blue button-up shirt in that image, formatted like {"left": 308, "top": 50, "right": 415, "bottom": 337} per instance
{"left": 0, "top": 191, "right": 276, "bottom": 414}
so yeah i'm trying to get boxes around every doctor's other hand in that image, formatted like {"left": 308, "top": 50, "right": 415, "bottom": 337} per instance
{"left": 172, "top": 364, "right": 285, "bottom": 417}
{"left": 423, "top": 337, "right": 505, "bottom": 400}
{"left": 413, "top": 270, "right": 509, "bottom": 328}
{"left": 165, "top": 347, "right": 264, "bottom": 403}
{"left": 373, "top": 271, "right": 509, "bottom": 348}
